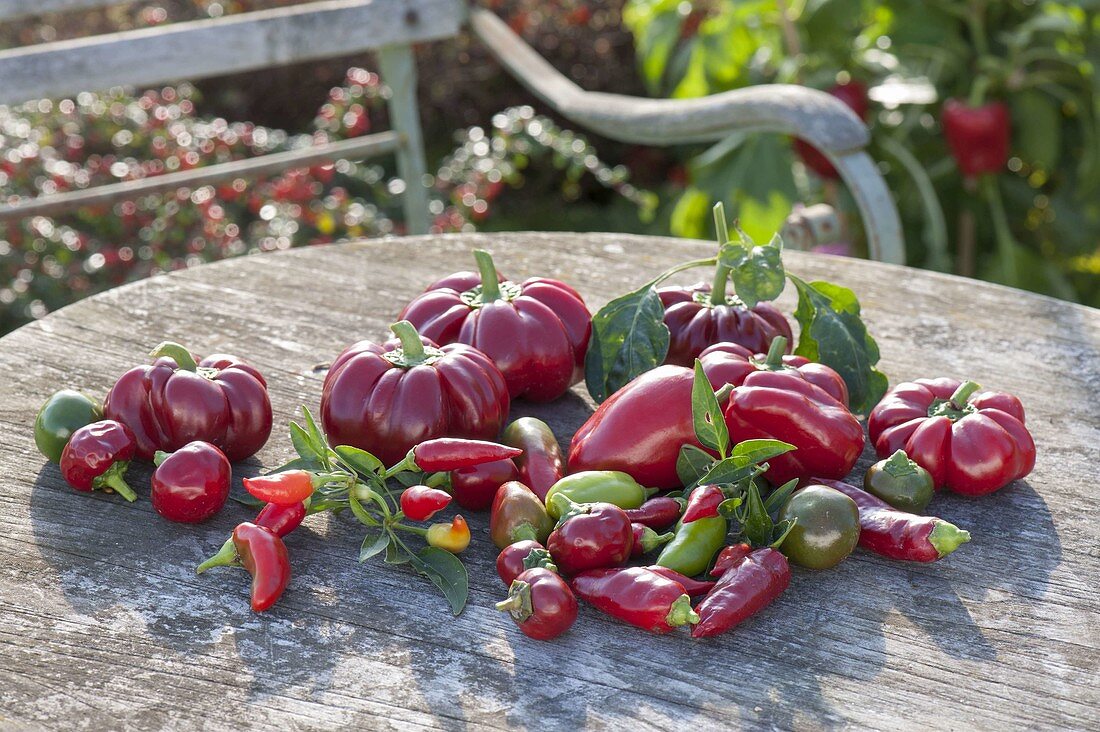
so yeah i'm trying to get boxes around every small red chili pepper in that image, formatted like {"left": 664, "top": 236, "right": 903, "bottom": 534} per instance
{"left": 497, "top": 567, "right": 578, "bottom": 641}
{"left": 631, "top": 523, "right": 674, "bottom": 558}
{"left": 710, "top": 543, "right": 753, "bottom": 577}
{"left": 232, "top": 522, "right": 291, "bottom": 612}
{"left": 692, "top": 547, "right": 790, "bottom": 639}
{"left": 812, "top": 479, "right": 972, "bottom": 562}
{"left": 496, "top": 540, "right": 557, "bottom": 586}
{"left": 400, "top": 485, "right": 452, "bottom": 521}
{"left": 59, "top": 420, "right": 138, "bottom": 502}
{"left": 644, "top": 566, "right": 717, "bottom": 598}
{"left": 450, "top": 458, "right": 519, "bottom": 511}
{"left": 243, "top": 469, "right": 314, "bottom": 506}
{"left": 197, "top": 501, "right": 306, "bottom": 573}
{"left": 501, "top": 417, "right": 565, "bottom": 501}
{"left": 571, "top": 567, "right": 700, "bottom": 634}
{"left": 681, "top": 484, "right": 725, "bottom": 524}
{"left": 624, "top": 496, "right": 684, "bottom": 530}
{"left": 546, "top": 498, "right": 634, "bottom": 576}
{"left": 407, "top": 438, "right": 522, "bottom": 473}
{"left": 426, "top": 515, "right": 471, "bottom": 553}
{"left": 151, "top": 441, "right": 231, "bottom": 523}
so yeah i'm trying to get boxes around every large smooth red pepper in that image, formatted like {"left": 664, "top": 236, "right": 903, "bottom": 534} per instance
{"left": 104, "top": 342, "right": 272, "bottom": 462}
{"left": 546, "top": 498, "right": 634, "bottom": 576}
{"left": 942, "top": 99, "right": 1010, "bottom": 178}
{"left": 151, "top": 441, "right": 231, "bottom": 522}
{"left": 398, "top": 249, "right": 591, "bottom": 401}
{"left": 692, "top": 547, "right": 790, "bottom": 639}
{"left": 793, "top": 81, "right": 869, "bottom": 179}
{"left": 501, "top": 418, "right": 565, "bottom": 501}
{"left": 571, "top": 567, "right": 699, "bottom": 634}
{"left": 868, "top": 378, "right": 1035, "bottom": 495}
{"left": 320, "top": 321, "right": 510, "bottom": 467}
{"left": 231, "top": 522, "right": 291, "bottom": 612}
{"left": 59, "top": 420, "right": 138, "bottom": 501}
{"left": 812, "top": 478, "right": 971, "bottom": 561}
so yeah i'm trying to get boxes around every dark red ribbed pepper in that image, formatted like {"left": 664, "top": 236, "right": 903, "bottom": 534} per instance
{"left": 59, "top": 420, "right": 138, "bottom": 502}
{"left": 699, "top": 337, "right": 850, "bottom": 407}
{"left": 572, "top": 567, "right": 699, "bottom": 634}
{"left": 692, "top": 547, "right": 790, "bottom": 638}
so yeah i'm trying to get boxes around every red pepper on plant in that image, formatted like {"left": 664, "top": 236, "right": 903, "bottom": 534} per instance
{"left": 402, "top": 438, "right": 522, "bottom": 474}
{"left": 497, "top": 540, "right": 557, "bottom": 586}
{"left": 103, "top": 342, "right": 272, "bottom": 462}
{"left": 400, "top": 485, "right": 452, "bottom": 522}
{"left": 681, "top": 484, "right": 725, "bottom": 524}
{"left": 793, "top": 81, "right": 870, "bottom": 179}
{"left": 942, "top": 99, "right": 1010, "bottom": 178}
{"left": 571, "top": 566, "right": 700, "bottom": 634}
{"left": 243, "top": 469, "right": 315, "bottom": 507}
{"left": 449, "top": 458, "right": 519, "bottom": 511}
{"left": 59, "top": 420, "right": 138, "bottom": 502}
{"left": 699, "top": 336, "right": 850, "bottom": 406}
{"left": 545, "top": 497, "right": 634, "bottom": 576}
{"left": 398, "top": 249, "right": 591, "bottom": 401}
{"left": 496, "top": 567, "right": 578, "bottom": 641}
{"left": 151, "top": 441, "right": 231, "bottom": 523}
{"left": 426, "top": 515, "right": 471, "bottom": 554}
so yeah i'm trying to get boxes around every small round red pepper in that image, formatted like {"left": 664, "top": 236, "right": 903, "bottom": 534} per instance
{"left": 426, "top": 515, "right": 471, "bottom": 554}
{"left": 571, "top": 566, "right": 700, "bottom": 634}
{"left": 232, "top": 522, "right": 291, "bottom": 612}
{"left": 400, "top": 485, "right": 452, "bottom": 521}
{"left": 243, "top": 469, "right": 314, "bottom": 507}
{"left": 624, "top": 496, "right": 684, "bottom": 530}
{"left": 151, "top": 441, "right": 231, "bottom": 523}
{"left": 496, "top": 540, "right": 557, "bottom": 586}
{"left": 681, "top": 484, "right": 726, "bottom": 524}
{"left": 501, "top": 417, "right": 565, "bottom": 502}
{"left": 496, "top": 567, "right": 578, "bottom": 641}
{"left": 450, "top": 458, "right": 519, "bottom": 511}
{"left": 407, "top": 438, "right": 522, "bottom": 473}
{"left": 59, "top": 420, "right": 138, "bottom": 502}
{"left": 546, "top": 498, "right": 634, "bottom": 576}
{"left": 942, "top": 99, "right": 1010, "bottom": 178}
{"left": 692, "top": 547, "right": 790, "bottom": 639}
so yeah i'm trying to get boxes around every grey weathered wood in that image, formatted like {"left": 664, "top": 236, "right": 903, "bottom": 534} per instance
{"left": 0, "top": 0, "right": 465, "bottom": 105}
{"left": 0, "top": 131, "right": 402, "bottom": 221}
{"left": 0, "top": 0, "right": 120, "bottom": 20}
{"left": 0, "top": 234, "right": 1096, "bottom": 730}
{"left": 378, "top": 45, "right": 430, "bottom": 236}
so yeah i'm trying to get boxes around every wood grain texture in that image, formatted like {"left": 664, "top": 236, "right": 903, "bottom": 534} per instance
{"left": 0, "top": 233, "right": 1097, "bottom": 731}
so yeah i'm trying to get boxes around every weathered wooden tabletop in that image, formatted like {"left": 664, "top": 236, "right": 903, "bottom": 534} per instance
{"left": 1, "top": 233, "right": 1097, "bottom": 731}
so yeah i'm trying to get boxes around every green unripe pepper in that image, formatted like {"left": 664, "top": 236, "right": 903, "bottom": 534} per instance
{"left": 778, "top": 485, "right": 860, "bottom": 569}
{"left": 543, "top": 471, "right": 655, "bottom": 519}
{"left": 34, "top": 390, "right": 103, "bottom": 463}
{"left": 863, "top": 450, "right": 934, "bottom": 512}
{"left": 654, "top": 515, "right": 727, "bottom": 577}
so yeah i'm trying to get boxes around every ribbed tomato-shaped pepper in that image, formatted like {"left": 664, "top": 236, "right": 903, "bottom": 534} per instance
{"left": 868, "top": 378, "right": 1035, "bottom": 496}
{"left": 320, "top": 320, "right": 509, "bottom": 467}
{"left": 397, "top": 249, "right": 591, "bottom": 402}
{"left": 699, "top": 337, "right": 849, "bottom": 407}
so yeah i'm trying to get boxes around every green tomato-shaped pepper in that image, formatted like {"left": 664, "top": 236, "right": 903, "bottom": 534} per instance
{"left": 654, "top": 515, "right": 728, "bottom": 577}
{"left": 35, "top": 390, "right": 103, "bottom": 463}
{"left": 778, "top": 485, "right": 860, "bottom": 569}
{"left": 863, "top": 450, "right": 934, "bottom": 512}
{"left": 543, "top": 471, "right": 654, "bottom": 519}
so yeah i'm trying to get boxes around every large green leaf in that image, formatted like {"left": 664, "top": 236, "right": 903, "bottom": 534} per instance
{"left": 414, "top": 547, "right": 469, "bottom": 616}
{"left": 691, "top": 360, "right": 728, "bottom": 457}
{"left": 584, "top": 278, "right": 669, "bottom": 403}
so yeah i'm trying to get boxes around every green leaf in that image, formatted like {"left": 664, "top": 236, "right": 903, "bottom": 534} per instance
{"left": 676, "top": 444, "right": 715, "bottom": 489}
{"left": 739, "top": 481, "right": 772, "bottom": 547}
{"left": 763, "top": 479, "right": 800, "bottom": 515}
{"left": 717, "top": 496, "right": 743, "bottom": 518}
{"left": 347, "top": 485, "right": 379, "bottom": 528}
{"left": 289, "top": 422, "right": 323, "bottom": 465}
{"left": 584, "top": 277, "right": 670, "bottom": 403}
{"left": 789, "top": 275, "right": 889, "bottom": 416}
{"left": 696, "top": 457, "right": 758, "bottom": 488}
{"left": 334, "top": 445, "right": 384, "bottom": 480}
{"left": 359, "top": 527, "right": 391, "bottom": 562}
{"left": 731, "top": 439, "right": 795, "bottom": 468}
{"left": 384, "top": 538, "right": 412, "bottom": 565}
{"left": 691, "top": 359, "right": 728, "bottom": 457}
{"left": 414, "top": 546, "right": 469, "bottom": 616}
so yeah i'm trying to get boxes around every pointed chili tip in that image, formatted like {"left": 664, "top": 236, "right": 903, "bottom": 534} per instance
{"left": 666, "top": 594, "right": 701, "bottom": 628}
{"left": 929, "top": 521, "right": 972, "bottom": 558}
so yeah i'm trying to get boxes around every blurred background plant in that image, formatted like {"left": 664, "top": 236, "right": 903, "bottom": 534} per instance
{"left": 1, "top": 0, "right": 1097, "bottom": 334}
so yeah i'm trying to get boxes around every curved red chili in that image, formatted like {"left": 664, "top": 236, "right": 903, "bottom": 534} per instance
{"left": 410, "top": 438, "right": 522, "bottom": 473}
{"left": 571, "top": 567, "right": 699, "bottom": 634}
{"left": 243, "top": 469, "right": 314, "bottom": 507}
{"left": 197, "top": 501, "right": 306, "bottom": 574}
{"left": 497, "top": 568, "right": 578, "bottom": 641}
{"left": 232, "top": 522, "right": 291, "bottom": 612}
{"left": 644, "top": 566, "right": 716, "bottom": 598}
{"left": 692, "top": 547, "right": 790, "bottom": 639}
{"left": 624, "top": 496, "right": 684, "bottom": 530}
{"left": 501, "top": 417, "right": 565, "bottom": 501}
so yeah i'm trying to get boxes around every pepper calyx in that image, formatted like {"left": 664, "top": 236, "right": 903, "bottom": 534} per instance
{"left": 196, "top": 538, "right": 239, "bottom": 574}
{"left": 94, "top": 461, "right": 137, "bottom": 502}
{"left": 665, "top": 593, "right": 701, "bottom": 627}
{"left": 384, "top": 321, "right": 446, "bottom": 368}
{"left": 882, "top": 449, "right": 919, "bottom": 478}
{"left": 461, "top": 250, "right": 520, "bottom": 306}
{"left": 495, "top": 579, "right": 533, "bottom": 622}
{"left": 521, "top": 547, "right": 558, "bottom": 573}
{"left": 928, "top": 381, "right": 982, "bottom": 420}
{"left": 929, "top": 520, "right": 971, "bottom": 558}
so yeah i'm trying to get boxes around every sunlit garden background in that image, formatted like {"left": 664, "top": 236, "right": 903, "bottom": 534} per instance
{"left": 2, "top": 0, "right": 1098, "bottom": 334}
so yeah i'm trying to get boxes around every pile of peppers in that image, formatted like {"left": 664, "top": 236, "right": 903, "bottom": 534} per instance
{"left": 31, "top": 235, "right": 1038, "bottom": 646}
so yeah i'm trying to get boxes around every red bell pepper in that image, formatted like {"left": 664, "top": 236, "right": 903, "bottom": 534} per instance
{"left": 497, "top": 567, "right": 578, "bottom": 641}
{"left": 571, "top": 566, "right": 699, "bottom": 634}
{"left": 868, "top": 378, "right": 1035, "bottom": 496}
{"left": 700, "top": 336, "right": 849, "bottom": 407}
{"left": 793, "top": 81, "right": 869, "bottom": 179}
{"left": 398, "top": 249, "right": 591, "bottom": 401}
{"left": 104, "top": 343, "right": 272, "bottom": 462}
{"left": 942, "top": 99, "right": 1010, "bottom": 178}
{"left": 59, "top": 420, "right": 138, "bottom": 501}
{"left": 546, "top": 499, "right": 634, "bottom": 575}
{"left": 320, "top": 321, "right": 510, "bottom": 467}
{"left": 692, "top": 547, "right": 790, "bottom": 638}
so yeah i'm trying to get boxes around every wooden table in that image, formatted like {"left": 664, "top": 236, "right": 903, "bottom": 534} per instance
{"left": 1, "top": 233, "right": 1097, "bottom": 731}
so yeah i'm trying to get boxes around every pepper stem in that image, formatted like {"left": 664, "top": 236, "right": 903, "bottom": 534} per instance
{"left": 473, "top": 249, "right": 502, "bottom": 301}
{"left": 710, "top": 204, "right": 731, "bottom": 303}
{"left": 764, "top": 336, "right": 788, "bottom": 368}
{"left": 97, "top": 464, "right": 137, "bottom": 502}
{"left": 495, "top": 580, "right": 533, "bottom": 621}
{"left": 713, "top": 383, "right": 735, "bottom": 404}
{"left": 196, "top": 538, "right": 238, "bottom": 574}
{"left": 929, "top": 521, "right": 971, "bottom": 558}
{"left": 641, "top": 527, "right": 675, "bottom": 553}
{"left": 510, "top": 522, "right": 540, "bottom": 544}
{"left": 950, "top": 381, "right": 981, "bottom": 410}
{"left": 391, "top": 522, "right": 428, "bottom": 537}
{"left": 390, "top": 321, "right": 427, "bottom": 362}
{"left": 666, "top": 593, "right": 701, "bottom": 627}
{"left": 149, "top": 342, "right": 198, "bottom": 371}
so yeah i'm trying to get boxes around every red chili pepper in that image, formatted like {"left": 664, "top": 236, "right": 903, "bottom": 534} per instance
{"left": 501, "top": 417, "right": 565, "bottom": 501}
{"left": 496, "top": 567, "right": 578, "bottom": 641}
{"left": 232, "top": 522, "right": 291, "bottom": 612}
{"left": 700, "top": 337, "right": 850, "bottom": 407}
{"left": 400, "top": 485, "right": 452, "bottom": 521}
{"left": 398, "top": 249, "right": 591, "bottom": 401}
{"left": 496, "top": 540, "right": 557, "bottom": 586}
{"left": 681, "top": 484, "right": 725, "bottom": 524}
{"left": 644, "top": 566, "right": 717, "bottom": 598}
{"left": 409, "top": 438, "right": 522, "bottom": 473}
{"left": 692, "top": 547, "right": 790, "bottom": 639}
{"left": 255, "top": 501, "right": 307, "bottom": 537}
{"left": 59, "top": 420, "right": 138, "bottom": 501}
{"left": 793, "top": 81, "right": 869, "bottom": 179}
{"left": 710, "top": 543, "right": 753, "bottom": 577}
{"left": 151, "top": 441, "right": 231, "bottom": 523}
{"left": 868, "top": 378, "right": 1035, "bottom": 495}
{"left": 320, "top": 320, "right": 510, "bottom": 467}
{"left": 942, "top": 99, "right": 1010, "bottom": 178}
{"left": 104, "top": 342, "right": 272, "bottom": 462}
{"left": 426, "top": 515, "right": 471, "bottom": 553}
{"left": 811, "top": 479, "right": 972, "bottom": 561}
{"left": 243, "top": 469, "right": 314, "bottom": 507}
{"left": 546, "top": 499, "right": 634, "bottom": 576}
{"left": 450, "top": 458, "right": 518, "bottom": 511}
{"left": 624, "top": 496, "right": 684, "bottom": 530}
{"left": 631, "top": 523, "right": 673, "bottom": 558}
{"left": 572, "top": 567, "right": 700, "bottom": 634}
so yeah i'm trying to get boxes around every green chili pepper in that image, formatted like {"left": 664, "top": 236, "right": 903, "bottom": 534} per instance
{"left": 543, "top": 471, "right": 656, "bottom": 519}
{"left": 34, "top": 390, "right": 103, "bottom": 463}
{"left": 654, "top": 515, "right": 727, "bottom": 577}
